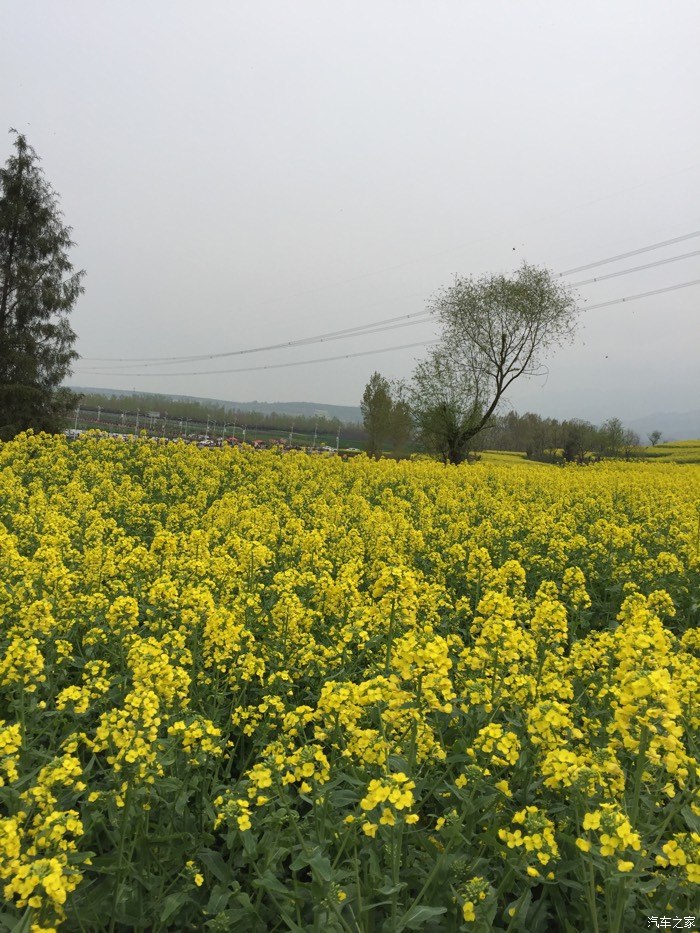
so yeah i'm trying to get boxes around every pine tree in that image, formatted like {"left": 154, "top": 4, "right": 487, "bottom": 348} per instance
{"left": 0, "top": 131, "right": 84, "bottom": 439}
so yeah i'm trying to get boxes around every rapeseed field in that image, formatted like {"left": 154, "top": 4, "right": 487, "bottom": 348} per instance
{"left": 0, "top": 432, "right": 698, "bottom": 932}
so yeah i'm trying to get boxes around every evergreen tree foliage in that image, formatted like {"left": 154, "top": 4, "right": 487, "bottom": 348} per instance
{"left": 0, "top": 131, "right": 84, "bottom": 439}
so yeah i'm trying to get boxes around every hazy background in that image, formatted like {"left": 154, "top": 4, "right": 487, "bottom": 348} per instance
{"left": 2, "top": 0, "right": 699, "bottom": 424}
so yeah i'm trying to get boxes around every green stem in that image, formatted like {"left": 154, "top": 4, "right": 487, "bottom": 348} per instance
{"left": 108, "top": 784, "right": 133, "bottom": 933}
{"left": 384, "top": 598, "right": 397, "bottom": 675}
{"left": 273, "top": 776, "right": 355, "bottom": 933}
{"left": 353, "top": 835, "right": 364, "bottom": 932}
{"left": 393, "top": 824, "right": 466, "bottom": 933}
{"left": 586, "top": 857, "right": 600, "bottom": 933}
{"left": 630, "top": 727, "right": 649, "bottom": 823}
{"left": 390, "top": 822, "right": 404, "bottom": 925}
{"left": 611, "top": 877, "right": 627, "bottom": 933}
{"left": 604, "top": 877, "right": 614, "bottom": 933}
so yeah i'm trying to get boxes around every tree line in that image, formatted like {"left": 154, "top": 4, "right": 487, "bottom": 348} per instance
{"left": 362, "top": 374, "right": 656, "bottom": 463}
{"left": 482, "top": 412, "right": 651, "bottom": 462}
{"left": 76, "top": 392, "right": 366, "bottom": 442}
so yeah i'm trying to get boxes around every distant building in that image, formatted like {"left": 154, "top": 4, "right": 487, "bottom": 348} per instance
{"left": 147, "top": 411, "right": 161, "bottom": 419}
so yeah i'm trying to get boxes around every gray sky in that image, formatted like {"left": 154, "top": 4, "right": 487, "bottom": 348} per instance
{"left": 3, "top": 0, "right": 699, "bottom": 423}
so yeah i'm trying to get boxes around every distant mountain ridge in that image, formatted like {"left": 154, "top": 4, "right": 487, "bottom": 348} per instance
{"left": 70, "top": 387, "right": 364, "bottom": 424}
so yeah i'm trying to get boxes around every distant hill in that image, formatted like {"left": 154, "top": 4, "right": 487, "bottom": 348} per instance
{"left": 626, "top": 410, "right": 700, "bottom": 443}
{"left": 69, "top": 387, "right": 363, "bottom": 425}
{"left": 219, "top": 399, "right": 363, "bottom": 424}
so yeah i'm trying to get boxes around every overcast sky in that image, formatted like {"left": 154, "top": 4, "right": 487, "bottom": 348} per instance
{"left": 3, "top": 1, "right": 699, "bottom": 422}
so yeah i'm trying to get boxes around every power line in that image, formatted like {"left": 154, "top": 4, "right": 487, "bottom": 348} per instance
{"left": 558, "top": 230, "right": 700, "bottom": 276}
{"left": 90, "top": 158, "right": 700, "bottom": 341}
{"left": 581, "top": 278, "right": 700, "bottom": 311}
{"left": 74, "top": 277, "right": 700, "bottom": 380}
{"left": 570, "top": 249, "right": 700, "bottom": 286}
{"left": 79, "top": 230, "right": 700, "bottom": 369}
{"left": 119, "top": 161, "right": 698, "bottom": 318}
{"left": 80, "top": 311, "right": 435, "bottom": 369}
{"left": 76, "top": 339, "right": 439, "bottom": 378}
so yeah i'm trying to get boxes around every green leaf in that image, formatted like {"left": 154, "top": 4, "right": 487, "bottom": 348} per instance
{"left": 378, "top": 880, "right": 407, "bottom": 896}
{"left": 681, "top": 805, "right": 700, "bottom": 832}
{"left": 232, "top": 891, "right": 255, "bottom": 911}
{"left": 198, "top": 849, "right": 234, "bottom": 885}
{"left": 361, "top": 899, "right": 394, "bottom": 911}
{"left": 242, "top": 830, "right": 258, "bottom": 857}
{"left": 308, "top": 849, "right": 332, "bottom": 882}
{"left": 6, "top": 910, "right": 33, "bottom": 933}
{"left": 505, "top": 888, "right": 532, "bottom": 926}
{"left": 387, "top": 754, "right": 411, "bottom": 772}
{"left": 401, "top": 905, "right": 447, "bottom": 929}
{"left": 252, "top": 870, "right": 291, "bottom": 897}
{"left": 637, "top": 875, "right": 663, "bottom": 894}
{"left": 160, "top": 891, "right": 189, "bottom": 924}
{"left": 289, "top": 852, "right": 309, "bottom": 872}
{"left": 206, "top": 883, "right": 232, "bottom": 915}
{"left": 205, "top": 907, "right": 256, "bottom": 927}
{"left": 327, "top": 788, "right": 360, "bottom": 806}
{"left": 0, "top": 912, "right": 21, "bottom": 933}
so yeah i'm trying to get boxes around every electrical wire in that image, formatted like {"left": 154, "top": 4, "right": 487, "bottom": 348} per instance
{"left": 581, "top": 278, "right": 700, "bottom": 311}
{"left": 80, "top": 311, "right": 435, "bottom": 368}
{"left": 74, "top": 278, "right": 700, "bottom": 379}
{"left": 78, "top": 230, "right": 700, "bottom": 369}
{"left": 76, "top": 339, "right": 439, "bottom": 378}
{"left": 569, "top": 249, "right": 700, "bottom": 286}
{"left": 558, "top": 230, "right": 700, "bottom": 276}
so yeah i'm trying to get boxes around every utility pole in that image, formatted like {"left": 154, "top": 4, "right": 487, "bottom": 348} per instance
{"left": 205, "top": 417, "right": 210, "bottom": 442}
{"left": 312, "top": 422, "right": 317, "bottom": 449}
{"left": 161, "top": 413, "right": 167, "bottom": 438}
{"left": 135, "top": 408, "right": 140, "bottom": 435}
{"left": 336, "top": 429, "right": 340, "bottom": 453}
{"left": 74, "top": 406, "right": 80, "bottom": 431}
{"left": 96, "top": 405, "right": 102, "bottom": 423}
{"left": 221, "top": 422, "right": 227, "bottom": 443}
{"left": 289, "top": 422, "right": 295, "bottom": 447}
